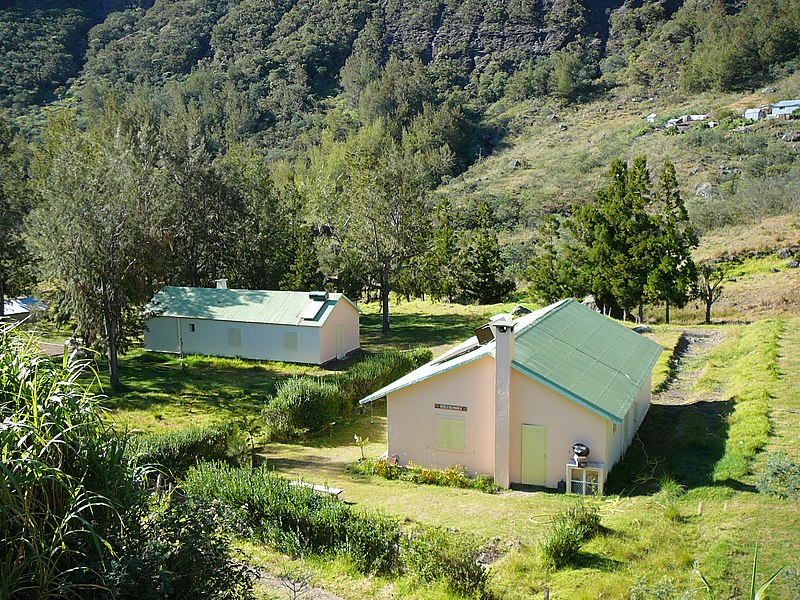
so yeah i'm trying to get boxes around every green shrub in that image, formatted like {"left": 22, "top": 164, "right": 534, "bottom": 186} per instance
{"left": 184, "top": 463, "right": 401, "bottom": 574}
{"left": 404, "top": 527, "right": 493, "bottom": 599}
{"left": 264, "top": 377, "right": 348, "bottom": 439}
{"left": 540, "top": 502, "right": 601, "bottom": 569}
{"left": 350, "top": 459, "right": 500, "bottom": 493}
{"left": 263, "top": 349, "right": 432, "bottom": 439}
{"left": 128, "top": 424, "right": 232, "bottom": 480}
{"left": 756, "top": 451, "right": 800, "bottom": 500}
{"left": 102, "top": 494, "right": 255, "bottom": 600}
{"left": 336, "top": 348, "right": 432, "bottom": 402}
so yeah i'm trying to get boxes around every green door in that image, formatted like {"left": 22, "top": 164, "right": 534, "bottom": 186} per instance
{"left": 521, "top": 424, "right": 547, "bottom": 486}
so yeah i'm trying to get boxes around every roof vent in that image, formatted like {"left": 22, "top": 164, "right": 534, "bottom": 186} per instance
{"left": 474, "top": 324, "right": 495, "bottom": 345}
{"left": 309, "top": 291, "right": 329, "bottom": 301}
{"left": 215, "top": 278, "right": 228, "bottom": 289}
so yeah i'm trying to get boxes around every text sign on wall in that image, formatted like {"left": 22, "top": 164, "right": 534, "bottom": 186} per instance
{"left": 435, "top": 403, "right": 467, "bottom": 412}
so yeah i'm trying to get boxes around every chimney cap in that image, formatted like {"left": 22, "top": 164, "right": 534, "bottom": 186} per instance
{"left": 490, "top": 319, "right": 515, "bottom": 334}
{"left": 215, "top": 278, "right": 228, "bottom": 289}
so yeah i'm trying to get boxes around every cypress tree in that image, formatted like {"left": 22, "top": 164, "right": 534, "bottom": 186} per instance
{"left": 460, "top": 202, "right": 514, "bottom": 304}
{"left": 645, "top": 160, "right": 698, "bottom": 323}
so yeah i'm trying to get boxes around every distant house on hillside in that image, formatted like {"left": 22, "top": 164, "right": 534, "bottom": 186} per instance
{"left": 744, "top": 107, "right": 767, "bottom": 121}
{"left": 144, "top": 280, "right": 360, "bottom": 364}
{"left": 665, "top": 114, "right": 710, "bottom": 131}
{"left": 768, "top": 99, "right": 800, "bottom": 119}
{"left": 359, "top": 299, "right": 663, "bottom": 494}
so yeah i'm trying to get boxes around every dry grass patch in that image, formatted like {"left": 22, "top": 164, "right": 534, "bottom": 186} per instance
{"left": 695, "top": 214, "right": 800, "bottom": 261}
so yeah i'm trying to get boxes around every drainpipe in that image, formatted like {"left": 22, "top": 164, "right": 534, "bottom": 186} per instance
{"left": 491, "top": 319, "right": 515, "bottom": 489}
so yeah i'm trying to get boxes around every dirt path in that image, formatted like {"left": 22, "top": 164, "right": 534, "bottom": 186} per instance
{"left": 654, "top": 328, "right": 724, "bottom": 406}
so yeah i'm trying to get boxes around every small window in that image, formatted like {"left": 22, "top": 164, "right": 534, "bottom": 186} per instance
{"left": 228, "top": 328, "right": 241, "bottom": 347}
{"left": 283, "top": 331, "right": 298, "bottom": 350}
{"left": 435, "top": 417, "right": 466, "bottom": 452}
{"left": 189, "top": 323, "right": 196, "bottom": 333}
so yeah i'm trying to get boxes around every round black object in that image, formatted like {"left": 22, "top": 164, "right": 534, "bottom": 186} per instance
{"left": 572, "top": 443, "right": 590, "bottom": 457}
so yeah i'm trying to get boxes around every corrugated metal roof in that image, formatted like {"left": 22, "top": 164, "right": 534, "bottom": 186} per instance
{"left": 511, "top": 300, "right": 662, "bottom": 423}
{"left": 360, "top": 299, "right": 663, "bottom": 424}
{"left": 146, "top": 286, "right": 354, "bottom": 327}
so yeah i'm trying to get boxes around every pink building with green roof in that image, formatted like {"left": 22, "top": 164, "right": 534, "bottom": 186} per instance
{"left": 360, "top": 299, "right": 663, "bottom": 493}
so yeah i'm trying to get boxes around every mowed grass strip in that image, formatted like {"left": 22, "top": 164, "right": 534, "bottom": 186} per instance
{"left": 694, "top": 320, "right": 783, "bottom": 482}
{"left": 767, "top": 317, "right": 800, "bottom": 457}
{"left": 645, "top": 326, "right": 684, "bottom": 393}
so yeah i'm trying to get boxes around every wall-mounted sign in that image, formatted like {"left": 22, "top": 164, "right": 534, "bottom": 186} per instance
{"left": 435, "top": 403, "right": 467, "bottom": 412}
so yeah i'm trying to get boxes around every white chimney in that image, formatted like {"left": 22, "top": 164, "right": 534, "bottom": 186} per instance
{"left": 215, "top": 278, "right": 228, "bottom": 289}
{"left": 491, "top": 318, "right": 515, "bottom": 489}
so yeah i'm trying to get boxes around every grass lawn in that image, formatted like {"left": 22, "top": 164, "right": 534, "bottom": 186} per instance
{"left": 97, "top": 350, "right": 330, "bottom": 432}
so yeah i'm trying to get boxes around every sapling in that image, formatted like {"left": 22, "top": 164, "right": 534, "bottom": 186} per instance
{"left": 354, "top": 434, "right": 369, "bottom": 460}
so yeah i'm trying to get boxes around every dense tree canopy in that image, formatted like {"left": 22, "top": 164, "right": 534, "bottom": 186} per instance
{"left": 303, "top": 121, "right": 452, "bottom": 332}
{"left": 526, "top": 156, "right": 697, "bottom": 321}
{"left": 0, "top": 116, "right": 29, "bottom": 316}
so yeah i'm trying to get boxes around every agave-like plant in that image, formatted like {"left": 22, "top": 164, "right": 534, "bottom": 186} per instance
{"left": 0, "top": 322, "right": 144, "bottom": 598}
{"left": 694, "top": 543, "right": 787, "bottom": 600}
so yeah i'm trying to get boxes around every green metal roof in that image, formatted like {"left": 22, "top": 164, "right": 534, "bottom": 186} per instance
{"left": 146, "top": 287, "right": 355, "bottom": 327}
{"left": 360, "top": 299, "right": 663, "bottom": 424}
{"left": 511, "top": 300, "right": 663, "bottom": 423}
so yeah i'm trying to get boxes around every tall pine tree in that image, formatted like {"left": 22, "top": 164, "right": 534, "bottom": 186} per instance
{"left": 460, "top": 202, "right": 514, "bottom": 305}
{"left": 645, "top": 160, "right": 698, "bottom": 323}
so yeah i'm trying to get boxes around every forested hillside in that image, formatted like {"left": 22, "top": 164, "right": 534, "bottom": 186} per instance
{"left": 3, "top": 0, "right": 800, "bottom": 363}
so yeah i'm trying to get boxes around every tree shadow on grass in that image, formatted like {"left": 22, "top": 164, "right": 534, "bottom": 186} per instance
{"left": 100, "top": 352, "right": 286, "bottom": 419}
{"left": 605, "top": 400, "right": 736, "bottom": 496}
{"left": 264, "top": 456, "right": 348, "bottom": 482}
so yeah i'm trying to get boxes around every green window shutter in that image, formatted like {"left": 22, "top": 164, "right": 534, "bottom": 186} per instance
{"left": 283, "top": 332, "right": 298, "bottom": 350}
{"left": 449, "top": 419, "right": 465, "bottom": 451}
{"left": 436, "top": 417, "right": 466, "bottom": 451}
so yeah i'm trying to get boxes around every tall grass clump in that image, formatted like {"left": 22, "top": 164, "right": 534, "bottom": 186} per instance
{"left": 655, "top": 477, "right": 687, "bottom": 522}
{"left": 696, "top": 320, "right": 783, "bottom": 481}
{"left": 184, "top": 462, "right": 401, "bottom": 574}
{"left": 539, "top": 502, "right": 601, "bottom": 569}
{"left": 128, "top": 424, "right": 233, "bottom": 480}
{"left": 0, "top": 325, "right": 144, "bottom": 597}
{"left": 0, "top": 325, "right": 255, "bottom": 599}
{"left": 404, "top": 527, "right": 494, "bottom": 599}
